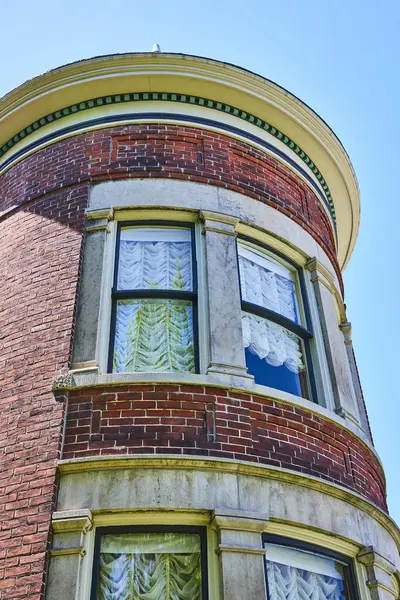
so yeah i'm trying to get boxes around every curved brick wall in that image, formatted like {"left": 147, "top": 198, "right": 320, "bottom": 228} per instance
{"left": 63, "top": 384, "right": 386, "bottom": 511}
{"left": 0, "top": 122, "right": 377, "bottom": 598}
{"left": 0, "top": 124, "right": 341, "bottom": 287}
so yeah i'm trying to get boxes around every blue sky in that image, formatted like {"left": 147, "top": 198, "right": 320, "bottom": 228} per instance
{"left": 2, "top": 1, "right": 399, "bottom": 523}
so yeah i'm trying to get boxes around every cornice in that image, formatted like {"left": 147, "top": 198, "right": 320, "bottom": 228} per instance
{"left": 0, "top": 53, "right": 360, "bottom": 269}
{"left": 0, "top": 91, "right": 336, "bottom": 226}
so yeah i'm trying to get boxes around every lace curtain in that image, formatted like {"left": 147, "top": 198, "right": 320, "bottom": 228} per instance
{"left": 117, "top": 231, "right": 192, "bottom": 292}
{"left": 99, "top": 533, "right": 202, "bottom": 600}
{"left": 238, "top": 247, "right": 303, "bottom": 373}
{"left": 266, "top": 562, "right": 345, "bottom": 600}
{"left": 242, "top": 313, "right": 304, "bottom": 373}
{"left": 113, "top": 299, "right": 194, "bottom": 373}
{"left": 238, "top": 252, "right": 298, "bottom": 323}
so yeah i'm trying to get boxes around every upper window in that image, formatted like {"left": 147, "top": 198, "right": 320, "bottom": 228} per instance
{"left": 264, "top": 539, "right": 357, "bottom": 600}
{"left": 238, "top": 240, "right": 313, "bottom": 398}
{"left": 91, "top": 526, "right": 208, "bottom": 600}
{"left": 109, "top": 224, "right": 198, "bottom": 374}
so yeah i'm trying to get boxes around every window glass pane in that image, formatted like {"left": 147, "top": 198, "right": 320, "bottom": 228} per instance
{"left": 264, "top": 544, "right": 347, "bottom": 600}
{"left": 99, "top": 532, "right": 202, "bottom": 600}
{"left": 113, "top": 299, "right": 195, "bottom": 373}
{"left": 117, "top": 227, "right": 193, "bottom": 291}
{"left": 243, "top": 312, "right": 308, "bottom": 398}
{"left": 238, "top": 243, "right": 299, "bottom": 323}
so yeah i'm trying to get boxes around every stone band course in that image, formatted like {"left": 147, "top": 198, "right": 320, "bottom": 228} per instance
{"left": 63, "top": 383, "right": 387, "bottom": 511}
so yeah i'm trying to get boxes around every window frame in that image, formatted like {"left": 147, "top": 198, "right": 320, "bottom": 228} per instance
{"left": 90, "top": 524, "right": 209, "bottom": 600}
{"left": 262, "top": 534, "right": 360, "bottom": 600}
{"left": 237, "top": 235, "right": 318, "bottom": 402}
{"left": 107, "top": 220, "right": 199, "bottom": 374}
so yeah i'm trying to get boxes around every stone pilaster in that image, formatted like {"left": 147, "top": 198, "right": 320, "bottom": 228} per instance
{"left": 357, "top": 546, "right": 398, "bottom": 600}
{"left": 72, "top": 210, "right": 110, "bottom": 369}
{"left": 306, "top": 258, "right": 361, "bottom": 427}
{"left": 211, "top": 510, "right": 268, "bottom": 600}
{"left": 46, "top": 510, "right": 93, "bottom": 600}
{"left": 201, "top": 211, "right": 249, "bottom": 379}
{"left": 340, "top": 321, "right": 372, "bottom": 439}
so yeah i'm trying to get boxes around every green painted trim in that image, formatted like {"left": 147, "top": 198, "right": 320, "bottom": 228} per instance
{"left": 0, "top": 92, "right": 336, "bottom": 222}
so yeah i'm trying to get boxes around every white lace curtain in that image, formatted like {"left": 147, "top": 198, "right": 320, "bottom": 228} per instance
{"left": 265, "top": 544, "right": 345, "bottom": 600}
{"left": 117, "top": 228, "right": 193, "bottom": 291}
{"left": 238, "top": 247, "right": 299, "bottom": 323}
{"left": 99, "top": 533, "right": 202, "bottom": 600}
{"left": 267, "top": 562, "right": 345, "bottom": 600}
{"left": 242, "top": 313, "right": 304, "bottom": 373}
{"left": 238, "top": 244, "right": 303, "bottom": 372}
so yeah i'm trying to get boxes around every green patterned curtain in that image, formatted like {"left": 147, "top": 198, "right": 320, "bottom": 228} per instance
{"left": 98, "top": 533, "right": 202, "bottom": 600}
{"left": 113, "top": 300, "right": 194, "bottom": 373}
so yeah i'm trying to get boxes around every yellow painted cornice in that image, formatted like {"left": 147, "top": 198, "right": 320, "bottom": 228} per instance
{"left": 0, "top": 53, "right": 360, "bottom": 269}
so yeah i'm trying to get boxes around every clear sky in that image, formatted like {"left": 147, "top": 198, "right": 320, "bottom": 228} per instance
{"left": 2, "top": 1, "right": 399, "bottom": 523}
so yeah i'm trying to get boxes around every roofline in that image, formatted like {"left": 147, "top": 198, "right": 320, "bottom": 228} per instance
{"left": 0, "top": 51, "right": 355, "bottom": 167}
{"left": 0, "top": 51, "right": 361, "bottom": 270}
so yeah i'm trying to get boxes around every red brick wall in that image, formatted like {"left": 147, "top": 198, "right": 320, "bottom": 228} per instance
{"left": 0, "top": 188, "right": 87, "bottom": 599}
{"left": 0, "top": 124, "right": 341, "bottom": 288}
{"left": 0, "top": 122, "right": 353, "bottom": 598}
{"left": 63, "top": 384, "right": 386, "bottom": 511}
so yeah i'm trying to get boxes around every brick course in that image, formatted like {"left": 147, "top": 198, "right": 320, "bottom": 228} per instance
{"left": 63, "top": 384, "right": 386, "bottom": 511}
{"left": 0, "top": 124, "right": 341, "bottom": 289}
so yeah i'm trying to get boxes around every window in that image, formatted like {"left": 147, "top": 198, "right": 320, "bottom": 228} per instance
{"left": 264, "top": 537, "right": 358, "bottom": 600}
{"left": 238, "top": 240, "right": 313, "bottom": 398}
{"left": 91, "top": 526, "right": 208, "bottom": 600}
{"left": 109, "top": 224, "right": 198, "bottom": 373}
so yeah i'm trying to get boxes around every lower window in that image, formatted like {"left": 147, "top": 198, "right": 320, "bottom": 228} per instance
{"left": 264, "top": 537, "right": 358, "bottom": 600}
{"left": 91, "top": 526, "right": 208, "bottom": 600}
